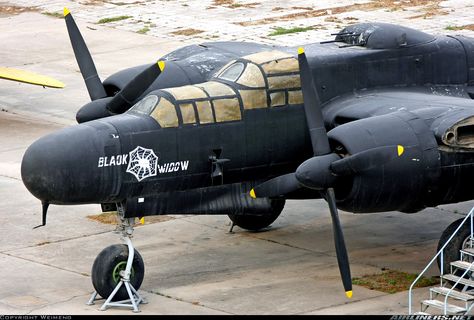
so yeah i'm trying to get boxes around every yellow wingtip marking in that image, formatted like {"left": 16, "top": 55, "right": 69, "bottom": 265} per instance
{"left": 63, "top": 7, "right": 70, "bottom": 17}
{"left": 158, "top": 61, "right": 165, "bottom": 71}
{"left": 297, "top": 47, "right": 305, "bottom": 55}
{"left": 140, "top": 217, "right": 145, "bottom": 225}
{"left": 0, "top": 67, "right": 65, "bottom": 88}
{"left": 346, "top": 291, "right": 353, "bottom": 298}
{"left": 250, "top": 189, "right": 256, "bottom": 199}
{"left": 397, "top": 145, "right": 404, "bottom": 157}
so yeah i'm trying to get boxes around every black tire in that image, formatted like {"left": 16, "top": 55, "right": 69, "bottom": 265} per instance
{"left": 91, "top": 244, "right": 145, "bottom": 301}
{"left": 228, "top": 199, "right": 285, "bottom": 231}
{"left": 437, "top": 218, "right": 472, "bottom": 275}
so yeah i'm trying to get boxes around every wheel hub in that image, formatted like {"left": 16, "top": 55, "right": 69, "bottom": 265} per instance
{"left": 112, "top": 261, "right": 135, "bottom": 284}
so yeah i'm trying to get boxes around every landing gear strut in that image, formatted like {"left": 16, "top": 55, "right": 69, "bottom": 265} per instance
{"left": 87, "top": 204, "right": 146, "bottom": 312}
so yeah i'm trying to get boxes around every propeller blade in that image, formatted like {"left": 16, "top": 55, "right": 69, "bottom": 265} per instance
{"left": 64, "top": 8, "right": 107, "bottom": 101}
{"left": 298, "top": 47, "right": 331, "bottom": 156}
{"left": 330, "top": 145, "right": 405, "bottom": 176}
{"left": 326, "top": 188, "right": 352, "bottom": 298}
{"left": 106, "top": 61, "right": 165, "bottom": 114}
{"left": 250, "top": 173, "right": 300, "bottom": 199}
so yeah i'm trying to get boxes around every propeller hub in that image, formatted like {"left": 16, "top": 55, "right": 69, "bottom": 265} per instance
{"left": 295, "top": 153, "right": 340, "bottom": 189}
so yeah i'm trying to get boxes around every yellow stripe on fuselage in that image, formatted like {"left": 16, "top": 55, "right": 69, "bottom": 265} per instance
{"left": 0, "top": 67, "right": 65, "bottom": 89}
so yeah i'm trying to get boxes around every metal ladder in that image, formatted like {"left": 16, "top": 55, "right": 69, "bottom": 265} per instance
{"left": 409, "top": 207, "right": 474, "bottom": 315}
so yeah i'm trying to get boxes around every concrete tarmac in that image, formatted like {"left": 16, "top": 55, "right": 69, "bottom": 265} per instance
{"left": 1, "top": 9, "right": 473, "bottom": 315}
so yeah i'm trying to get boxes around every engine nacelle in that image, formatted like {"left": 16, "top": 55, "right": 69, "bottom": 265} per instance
{"left": 328, "top": 111, "right": 440, "bottom": 213}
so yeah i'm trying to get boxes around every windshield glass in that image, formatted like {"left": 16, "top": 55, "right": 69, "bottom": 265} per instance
{"left": 217, "top": 62, "right": 245, "bottom": 81}
{"left": 127, "top": 95, "right": 159, "bottom": 115}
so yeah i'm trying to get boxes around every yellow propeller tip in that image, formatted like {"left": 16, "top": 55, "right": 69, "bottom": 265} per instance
{"left": 158, "top": 61, "right": 165, "bottom": 71}
{"left": 63, "top": 7, "right": 70, "bottom": 17}
{"left": 250, "top": 189, "right": 256, "bottom": 199}
{"left": 298, "top": 47, "right": 305, "bottom": 55}
{"left": 345, "top": 291, "right": 353, "bottom": 298}
{"left": 139, "top": 217, "right": 145, "bottom": 225}
{"left": 397, "top": 145, "right": 404, "bottom": 157}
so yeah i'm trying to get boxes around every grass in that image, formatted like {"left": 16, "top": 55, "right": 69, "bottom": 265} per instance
{"left": 445, "top": 24, "right": 474, "bottom": 31}
{"left": 171, "top": 28, "right": 204, "bottom": 36}
{"left": 42, "top": 11, "right": 62, "bottom": 18}
{"left": 137, "top": 27, "right": 150, "bottom": 34}
{"left": 445, "top": 25, "right": 462, "bottom": 31}
{"left": 268, "top": 26, "right": 313, "bottom": 36}
{"left": 87, "top": 211, "right": 119, "bottom": 224}
{"left": 352, "top": 269, "right": 439, "bottom": 294}
{"left": 87, "top": 211, "right": 174, "bottom": 225}
{"left": 97, "top": 15, "right": 132, "bottom": 24}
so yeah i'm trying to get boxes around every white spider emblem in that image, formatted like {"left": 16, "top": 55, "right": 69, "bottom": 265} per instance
{"left": 126, "top": 146, "right": 158, "bottom": 181}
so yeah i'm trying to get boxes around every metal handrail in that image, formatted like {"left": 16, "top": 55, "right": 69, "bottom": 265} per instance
{"left": 408, "top": 207, "right": 474, "bottom": 314}
{"left": 443, "top": 260, "right": 474, "bottom": 314}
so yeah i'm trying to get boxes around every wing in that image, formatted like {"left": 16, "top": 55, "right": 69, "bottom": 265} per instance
{"left": 255, "top": 87, "right": 474, "bottom": 212}
{"left": 0, "top": 67, "right": 64, "bottom": 88}
{"left": 323, "top": 88, "right": 474, "bottom": 130}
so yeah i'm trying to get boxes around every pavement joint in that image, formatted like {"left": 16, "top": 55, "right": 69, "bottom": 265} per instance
{"left": 0, "top": 174, "right": 21, "bottom": 181}
{"left": 179, "top": 216, "right": 329, "bottom": 255}
{"left": 0, "top": 252, "right": 91, "bottom": 278}
{"left": 150, "top": 290, "right": 234, "bottom": 315}
{"left": 1, "top": 230, "right": 114, "bottom": 254}
{"left": 24, "top": 294, "right": 86, "bottom": 315}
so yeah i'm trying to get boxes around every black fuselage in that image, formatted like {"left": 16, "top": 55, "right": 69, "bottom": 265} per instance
{"left": 21, "top": 23, "right": 474, "bottom": 216}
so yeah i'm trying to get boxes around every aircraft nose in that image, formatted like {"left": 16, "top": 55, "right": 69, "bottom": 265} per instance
{"left": 21, "top": 123, "right": 120, "bottom": 204}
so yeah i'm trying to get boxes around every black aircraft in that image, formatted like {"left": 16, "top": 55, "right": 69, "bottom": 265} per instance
{"left": 20, "top": 8, "right": 474, "bottom": 303}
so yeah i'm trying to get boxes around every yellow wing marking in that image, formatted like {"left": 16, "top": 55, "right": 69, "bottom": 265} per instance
{"left": 0, "top": 67, "right": 65, "bottom": 89}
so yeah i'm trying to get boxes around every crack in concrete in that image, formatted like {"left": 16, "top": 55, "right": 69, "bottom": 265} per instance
{"left": 0, "top": 174, "right": 21, "bottom": 181}
{"left": 294, "top": 290, "right": 389, "bottom": 315}
{"left": 0, "top": 252, "right": 91, "bottom": 278}
{"left": 24, "top": 293, "right": 88, "bottom": 315}
{"left": 177, "top": 215, "right": 443, "bottom": 261}
{"left": 149, "top": 290, "right": 233, "bottom": 315}
{"left": 178, "top": 217, "right": 332, "bottom": 255}
{"left": 1, "top": 229, "right": 113, "bottom": 254}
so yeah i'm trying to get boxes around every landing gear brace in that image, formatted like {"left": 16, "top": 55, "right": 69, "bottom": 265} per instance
{"left": 87, "top": 205, "right": 147, "bottom": 312}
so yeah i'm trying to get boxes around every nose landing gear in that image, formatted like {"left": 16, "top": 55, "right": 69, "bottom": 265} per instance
{"left": 87, "top": 204, "right": 146, "bottom": 312}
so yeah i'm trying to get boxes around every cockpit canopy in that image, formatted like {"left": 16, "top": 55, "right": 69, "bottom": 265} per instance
{"left": 335, "top": 23, "right": 435, "bottom": 49}
{"left": 127, "top": 50, "right": 304, "bottom": 128}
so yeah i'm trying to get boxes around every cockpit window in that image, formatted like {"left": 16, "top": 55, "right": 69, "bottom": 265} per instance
{"left": 217, "top": 62, "right": 245, "bottom": 82}
{"left": 150, "top": 97, "right": 179, "bottom": 128}
{"left": 179, "top": 103, "right": 196, "bottom": 124}
{"left": 237, "top": 63, "right": 265, "bottom": 88}
{"left": 128, "top": 95, "right": 159, "bottom": 115}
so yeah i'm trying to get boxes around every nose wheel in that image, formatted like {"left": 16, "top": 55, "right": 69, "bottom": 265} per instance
{"left": 87, "top": 206, "right": 147, "bottom": 312}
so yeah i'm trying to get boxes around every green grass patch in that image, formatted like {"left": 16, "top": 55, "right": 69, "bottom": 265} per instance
{"left": 445, "top": 24, "right": 474, "bottom": 31}
{"left": 445, "top": 25, "right": 462, "bottom": 31}
{"left": 268, "top": 26, "right": 313, "bottom": 36}
{"left": 97, "top": 15, "right": 132, "bottom": 24}
{"left": 352, "top": 270, "right": 439, "bottom": 294}
{"left": 137, "top": 27, "right": 150, "bottom": 34}
{"left": 42, "top": 11, "right": 62, "bottom": 18}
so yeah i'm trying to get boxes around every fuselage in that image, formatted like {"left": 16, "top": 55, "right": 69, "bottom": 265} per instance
{"left": 21, "top": 23, "right": 474, "bottom": 214}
